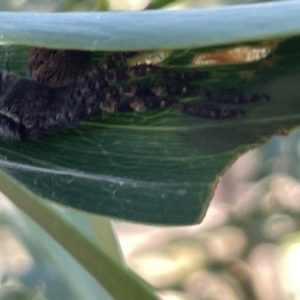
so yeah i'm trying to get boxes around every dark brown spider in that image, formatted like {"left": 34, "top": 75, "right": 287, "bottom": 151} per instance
{"left": 0, "top": 49, "right": 267, "bottom": 140}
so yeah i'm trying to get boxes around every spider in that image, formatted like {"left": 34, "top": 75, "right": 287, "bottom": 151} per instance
{"left": 0, "top": 49, "right": 267, "bottom": 140}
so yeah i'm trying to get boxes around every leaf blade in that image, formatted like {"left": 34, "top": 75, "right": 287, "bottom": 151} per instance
{"left": 0, "top": 1, "right": 299, "bottom": 50}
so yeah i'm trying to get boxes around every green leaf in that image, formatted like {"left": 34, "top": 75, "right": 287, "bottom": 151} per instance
{"left": 0, "top": 3, "right": 300, "bottom": 225}
{"left": 0, "top": 173, "right": 159, "bottom": 300}
{"left": 0, "top": 1, "right": 299, "bottom": 50}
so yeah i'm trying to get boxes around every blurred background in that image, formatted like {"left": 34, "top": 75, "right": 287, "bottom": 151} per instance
{"left": 0, "top": 0, "right": 299, "bottom": 300}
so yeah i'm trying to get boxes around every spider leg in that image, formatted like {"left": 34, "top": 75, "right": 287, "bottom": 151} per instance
{"left": 100, "top": 65, "right": 208, "bottom": 84}
{"left": 99, "top": 83, "right": 244, "bottom": 119}
{"left": 0, "top": 113, "right": 26, "bottom": 140}
{"left": 97, "top": 53, "right": 267, "bottom": 105}
{"left": 0, "top": 79, "right": 84, "bottom": 139}
{"left": 177, "top": 102, "right": 244, "bottom": 119}
{"left": 198, "top": 89, "right": 269, "bottom": 104}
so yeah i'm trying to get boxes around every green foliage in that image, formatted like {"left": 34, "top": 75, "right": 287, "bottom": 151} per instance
{"left": 0, "top": 2, "right": 300, "bottom": 50}
{"left": 0, "top": 1, "right": 300, "bottom": 299}
{"left": 2, "top": 37, "right": 300, "bottom": 224}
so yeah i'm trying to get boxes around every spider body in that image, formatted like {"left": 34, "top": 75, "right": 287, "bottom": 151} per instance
{"left": 0, "top": 49, "right": 267, "bottom": 140}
